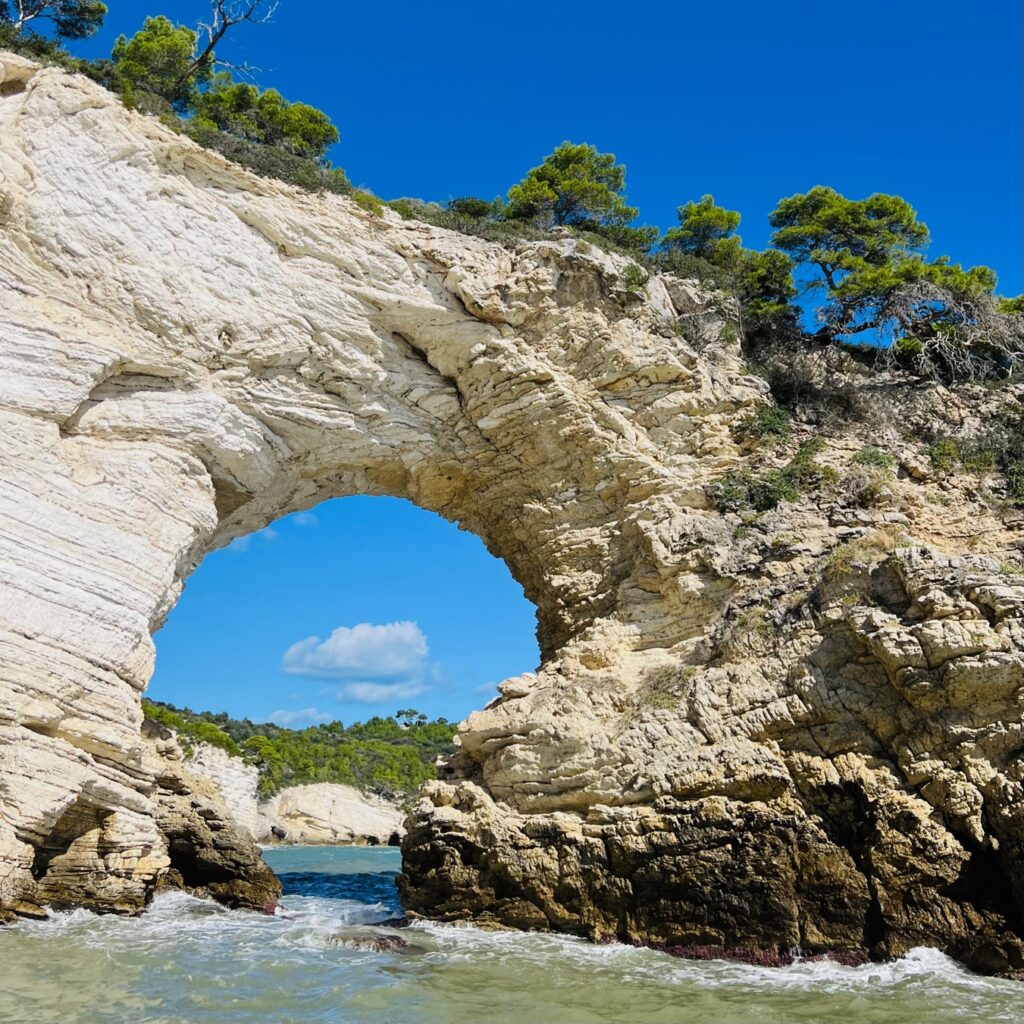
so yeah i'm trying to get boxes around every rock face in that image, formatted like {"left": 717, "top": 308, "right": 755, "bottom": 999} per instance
{"left": 257, "top": 784, "right": 405, "bottom": 846}
{"left": 184, "top": 742, "right": 260, "bottom": 837}
{"left": 144, "top": 723, "right": 280, "bottom": 910}
{"left": 1, "top": 54, "right": 1024, "bottom": 973}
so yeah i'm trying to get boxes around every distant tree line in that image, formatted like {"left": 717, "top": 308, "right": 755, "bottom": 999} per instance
{"left": 143, "top": 698, "right": 457, "bottom": 800}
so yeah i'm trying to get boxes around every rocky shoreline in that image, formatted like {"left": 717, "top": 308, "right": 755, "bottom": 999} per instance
{"left": 1, "top": 52, "right": 1024, "bottom": 976}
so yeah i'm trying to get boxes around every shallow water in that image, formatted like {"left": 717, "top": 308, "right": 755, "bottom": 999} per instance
{"left": 1, "top": 846, "right": 1021, "bottom": 1024}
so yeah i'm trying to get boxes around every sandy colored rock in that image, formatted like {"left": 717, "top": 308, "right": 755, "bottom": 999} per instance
{"left": 1, "top": 55, "right": 1024, "bottom": 974}
{"left": 257, "top": 784, "right": 404, "bottom": 845}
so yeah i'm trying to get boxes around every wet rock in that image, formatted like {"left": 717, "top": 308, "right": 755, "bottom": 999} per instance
{"left": 327, "top": 927, "right": 410, "bottom": 953}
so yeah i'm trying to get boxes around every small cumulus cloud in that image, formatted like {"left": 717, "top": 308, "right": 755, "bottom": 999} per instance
{"left": 292, "top": 512, "right": 319, "bottom": 527}
{"left": 283, "top": 621, "right": 428, "bottom": 679}
{"left": 268, "top": 706, "right": 332, "bottom": 727}
{"left": 322, "top": 680, "right": 429, "bottom": 705}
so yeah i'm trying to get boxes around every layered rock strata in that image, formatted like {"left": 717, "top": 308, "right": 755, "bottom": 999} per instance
{"left": 1, "top": 53, "right": 1023, "bottom": 974}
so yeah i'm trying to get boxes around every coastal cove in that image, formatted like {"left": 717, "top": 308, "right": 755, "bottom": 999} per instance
{"left": 0, "top": 846, "right": 1021, "bottom": 1024}
{"left": 1, "top": 0, "right": 1023, "bottom": 1008}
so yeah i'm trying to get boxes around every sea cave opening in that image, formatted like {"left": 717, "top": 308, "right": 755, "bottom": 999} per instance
{"left": 145, "top": 494, "right": 539, "bottom": 853}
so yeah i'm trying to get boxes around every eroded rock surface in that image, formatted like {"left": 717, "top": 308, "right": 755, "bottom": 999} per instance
{"left": 1, "top": 53, "right": 1024, "bottom": 972}
{"left": 257, "top": 783, "right": 404, "bottom": 846}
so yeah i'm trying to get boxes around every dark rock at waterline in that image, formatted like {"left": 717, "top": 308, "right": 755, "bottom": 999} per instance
{"left": 645, "top": 943, "right": 871, "bottom": 968}
{"left": 327, "top": 927, "right": 410, "bottom": 953}
{"left": 400, "top": 793, "right": 1024, "bottom": 979}
{"left": 377, "top": 915, "right": 410, "bottom": 928}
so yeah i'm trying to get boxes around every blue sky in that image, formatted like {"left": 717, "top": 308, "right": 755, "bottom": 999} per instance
{"left": 66, "top": 1, "right": 1021, "bottom": 724}
{"left": 149, "top": 499, "right": 539, "bottom": 725}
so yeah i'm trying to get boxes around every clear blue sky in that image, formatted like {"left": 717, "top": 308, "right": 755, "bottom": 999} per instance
{"left": 68, "top": 1, "right": 1022, "bottom": 725}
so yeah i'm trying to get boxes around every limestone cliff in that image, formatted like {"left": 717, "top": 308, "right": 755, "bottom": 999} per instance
{"left": 1, "top": 53, "right": 1024, "bottom": 974}
{"left": 256, "top": 783, "right": 404, "bottom": 846}
{"left": 181, "top": 740, "right": 260, "bottom": 836}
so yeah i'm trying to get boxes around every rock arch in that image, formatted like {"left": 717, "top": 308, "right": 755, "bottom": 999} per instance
{"left": 4, "top": 56, "right": 1024, "bottom": 975}
{"left": 0, "top": 54, "right": 754, "bottom": 918}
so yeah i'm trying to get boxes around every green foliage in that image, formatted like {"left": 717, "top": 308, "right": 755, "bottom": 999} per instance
{"left": 193, "top": 74, "right": 339, "bottom": 161}
{"left": 853, "top": 445, "right": 895, "bottom": 470}
{"left": 622, "top": 262, "right": 649, "bottom": 296}
{"left": 184, "top": 122, "right": 351, "bottom": 193}
{"left": 447, "top": 196, "right": 502, "bottom": 219}
{"left": 710, "top": 437, "right": 837, "bottom": 513}
{"left": 144, "top": 701, "right": 458, "bottom": 799}
{"left": 505, "top": 141, "right": 638, "bottom": 230}
{"left": 927, "top": 437, "right": 961, "bottom": 475}
{"left": 351, "top": 189, "right": 384, "bottom": 216}
{"left": 111, "top": 15, "right": 206, "bottom": 108}
{"left": 0, "top": 0, "right": 106, "bottom": 39}
{"left": 926, "top": 405, "right": 1024, "bottom": 503}
{"left": 663, "top": 194, "right": 741, "bottom": 261}
{"left": 736, "top": 405, "right": 792, "bottom": 446}
{"left": 385, "top": 196, "right": 551, "bottom": 246}
{"left": 655, "top": 195, "right": 797, "bottom": 336}
{"left": 768, "top": 185, "right": 997, "bottom": 346}
{"left": 999, "top": 295, "right": 1024, "bottom": 315}
{"left": 142, "top": 698, "right": 241, "bottom": 757}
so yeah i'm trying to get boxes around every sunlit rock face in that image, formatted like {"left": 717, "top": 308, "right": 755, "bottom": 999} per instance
{"left": 2, "top": 54, "right": 1024, "bottom": 973}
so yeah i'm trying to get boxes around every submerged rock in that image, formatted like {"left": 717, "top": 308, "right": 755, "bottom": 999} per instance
{"left": 327, "top": 927, "right": 411, "bottom": 953}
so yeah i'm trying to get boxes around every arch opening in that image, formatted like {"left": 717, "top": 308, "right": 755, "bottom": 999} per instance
{"left": 150, "top": 493, "right": 539, "bottom": 732}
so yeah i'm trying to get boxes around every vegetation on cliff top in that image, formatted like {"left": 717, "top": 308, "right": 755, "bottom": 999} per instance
{"left": 143, "top": 698, "right": 457, "bottom": 799}
{"left": 2, "top": 0, "right": 1021, "bottom": 383}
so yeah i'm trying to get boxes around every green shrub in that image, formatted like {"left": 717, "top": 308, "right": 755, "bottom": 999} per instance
{"left": 736, "top": 406, "right": 792, "bottom": 446}
{"left": 853, "top": 446, "right": 895, "bottom": 470}
{"left": 142, "top": 698, "right": 240, "bottom": 757}
{"left": 622, "top": 263, "right": 649, "bottom": 296}
{"left": 183, "top": 122, "right": 352, "bottom": 194}
{"left": 928, "top": 437, "right": 961, "bottom": 475}
{"left": 710, "top": 437, "right": 835, "bottom": 513}
{"left": 351, "top": 189, "right": 384, "bottom": 216}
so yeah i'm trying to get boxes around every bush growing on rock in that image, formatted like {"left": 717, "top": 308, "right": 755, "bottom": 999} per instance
{"left": 768, "top": 186, "right": 1020, "bottom": 379}
{"left": 504, "top": 141, "right": 658, "bottom": 254}
{"left": 710, "top": 437, "right": 837, "bottom": 513}
{"left": 656, "top": 194, "right": 797, "bottom": 339}
{"left": 111, "top": 15, "right": 207, "bottom": 109}
{"left": 193, "top": 74, "right": 339, "bottom": 161}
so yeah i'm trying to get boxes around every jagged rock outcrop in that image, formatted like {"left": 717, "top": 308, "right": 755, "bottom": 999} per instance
{"left": 1, "top": 53, "right": 1024, "bottom": 973}
{"left": 183, "top": 741, "right": 260, "bottom": 836}
{"left": 144, "top": 722, "right": 280, "bottom": 910}
{"left": 256, "top": 783, "right": 404, "bottom": 846}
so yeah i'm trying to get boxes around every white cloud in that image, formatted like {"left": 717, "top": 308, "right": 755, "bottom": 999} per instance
{"left": 268, "top": 707, "right": 332, "bottom": 727}
{"left": 472, "top": 680, "right": 499, "bottom": 694}
{"left": 292, "top": 512, "right": 318, "bottom": 527}
{"left": 283, "top": 621, "right": 428, "bottom": 679}
{"left": 328, "top": 680, "right": 429, "bottom": 705}
{"left": 227, "top": 526, "right": 279, "bottom": 555}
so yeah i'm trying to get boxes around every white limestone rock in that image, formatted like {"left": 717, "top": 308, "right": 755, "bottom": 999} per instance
{"left": 257, "top": 784, "right": 404, "bottom": 846}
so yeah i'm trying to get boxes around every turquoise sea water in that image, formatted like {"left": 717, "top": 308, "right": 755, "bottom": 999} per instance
{"left": 0, "top": 845, "right": 1021, "bottom": 1024}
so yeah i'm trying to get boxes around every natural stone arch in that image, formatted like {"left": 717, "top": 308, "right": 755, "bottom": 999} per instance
{"left": 0, "top": 54, "right": 755, "bottom": 917}
{"left": 5, "top": 56, "right": 1024, "bottom": 976}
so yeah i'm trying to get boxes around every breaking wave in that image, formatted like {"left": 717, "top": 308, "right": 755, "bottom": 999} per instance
{"left": 0, "top": 846, "right": 1019, "bottom": 1024}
